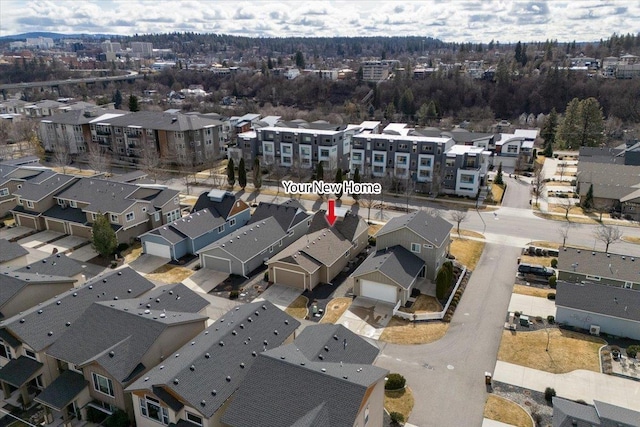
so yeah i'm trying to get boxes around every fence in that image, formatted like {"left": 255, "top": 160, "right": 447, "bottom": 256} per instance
{"left": 393, "top": 266, "right": 467, "bottom": 321}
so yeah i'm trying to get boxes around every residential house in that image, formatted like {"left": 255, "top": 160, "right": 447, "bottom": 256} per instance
{"left": 198, "top": 201, "right": 311, "bottom": 276}
{"left": 0, "top": 272, "right": 76, "bottom": 320}
{"left": 267, "top": 211, "right": 368, "bottom": 291}
{"left": 492, "top": 130, "right": 536, "bottom": 170}
{"left": 23, "top": 100, "right": 66, "bottom": 118}
{"left": 0, "top": 267, "right": 154, "bottom": 410}
{"left": 221, "top": 324, "right": 388, "bottom": 427}
{"left": 0, "top": 163, "right": 57, "bottom": 217}
{"left": 557, "top": 247, "right": 640, "bottom": 290}
{"left": 0, "top": 238, "right": 29, "bottom": 268}
{"left": 14, "top": 253, "right": 85, "bottom": 283}
{"left": 441, "top": 145, "right": 490, "bottom": 197}
{"left": 126, "top": 302, "right": 300, "bottom": 427}
{"left": 141, "top": 190, "right": 250, "bottom": 260}
{"left": 552, "top": 397, "right": 640, "bottom": 427}
{"left": 555, "top": 281, "right": 640, "bottom": 340}
{"left": 41, "top": 284, "right": 208, "bottom": 423}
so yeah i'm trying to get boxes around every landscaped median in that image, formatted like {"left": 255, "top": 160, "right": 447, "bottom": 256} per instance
{"left": 484, "top": 395, "right": 533, "bottom": 427}
{"left": 319, "top": 297, "right": 351, "bottom": 323}
{"left": 285, "top": 295, "right": 309, "bottom": 319}
{"left": 384, "top": 374, "right": 414, "bottom": 425}
{"left": 145, "top": 265, "right": 194, "bottom": 284}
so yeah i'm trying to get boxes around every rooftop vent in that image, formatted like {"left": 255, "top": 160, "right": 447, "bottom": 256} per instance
{"left": 109, "top": 351, "right": 114, "bottom": 357}
{"left": 190, "top": 365, "right": 195, "bottom": 371}
{"left": 205, "top": 353, "right": 210, "bottom": 359}
{"left": 48, "top": 331, "right": 53, "bottom": 336}
{"left": 226, "top": 376, "right": 231, "bottom": 382}
{"left": 173, "top": 378, "right": 179, "bottom": 384}
{"left": 240, "top": 363, "right": 245, "bottom": 368}
{"left": 211, "top": 390, "right": 217, "bottom": 396}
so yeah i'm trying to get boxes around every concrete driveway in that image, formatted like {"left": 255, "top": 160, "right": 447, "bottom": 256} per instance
{"left": 183, "top": 269, "right": 229, "bottom": 293}
{"left": 0, "top": 226, "right": 33, "bottom": 241}
{"left": 17, "top": 230, "right": 63, "bottom": 248}
{"left": 67, "top": 244, "right": 98, "bottom": 262}
{"left": 336, "top": 297, "right": 393, "bottom": 340}
{"left": 129, "top": 254, "right": 169, "bottom": 274}
{"left": 39, "top": 235, "right": 87, "bottom": 254}
{"left": 253, "top": 284, "right": 301, "bottom": 311}
{"left": 508, "top": 293, "right": 556, "bottom": 318}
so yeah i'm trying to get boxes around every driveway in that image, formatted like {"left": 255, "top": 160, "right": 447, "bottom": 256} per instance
{"left": 336, "top": 297, "right": 393, "bottom": 340}
{"left": 197, "top": 293, "right": 242, "bottom": 326}
{"left": 0, "top": 226, "right": 33, "bottom": 241}
{"left": 508, "top": 293, "right": 556, "bottom": 318}
{"left": 38, "top": 235, "right": 87, "bottom": 255}
{"left": 67, "top": 244, "right": 98, "bottom": 262}
{"left": 17, "top": 230, "right": 63, "bottom": 248}
{"left": 183, "top": 269, "right": 229, "bottom": 293}
{"left": 253, "top": 284, "right": 301, "bottom": 311}
{"left": 129, "top": 254, "right": 169, "bottom": 274}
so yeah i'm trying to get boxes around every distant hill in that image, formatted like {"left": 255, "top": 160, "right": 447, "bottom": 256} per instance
{"left": 0, "top": 32, "right": 120, "bottom": 41}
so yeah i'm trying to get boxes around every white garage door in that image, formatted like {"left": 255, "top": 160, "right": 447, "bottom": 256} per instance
{"left": 144, "top": 241, "right": 171, "bottom": 259}
{"left": 202, "top": 254, "right": 232, "bottom": 273}
{"left": 360, "top": 280, "right": 398, "bottom": 304}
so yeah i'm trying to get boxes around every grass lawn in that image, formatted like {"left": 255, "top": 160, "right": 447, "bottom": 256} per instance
{"left": 52, "top": 166, "right": 97, "bottom": 176}
{"left": 146, "top": 265, "right": 194, "bottom": 284}
{"left": 399, "top": 295, "right": 441, "bottom": 313}
{"left": 519, "top": 255, "right": 554, "bottom": 267}
{"left": 285, "top": 295, "right": 309, "bottom": 319}
{"left": 533, "top": 212, "right": 600, "bottom": 225}
{"left": 450, "top": 237, "right": 485, "bottom": 270}
{"left": 512, "top": 284, "right": 555, "bottom": 298}
{"left": 528, "top": 241, "right": 560, "bottom": 249}
{"left": 491, "top": 183, "right": 505, "bottom": 204}
{"left": 484, "top": 395, "right": 533, "bottom": 427}
{"left": 122, "top": 242, "right": 142, "bottom": 264}
{"left": 384, "top": 388, "right": 414, "bottom": 422}
{"left": 380, "top": 318, "right": 449, "bottom": 344}
{"left": 548, "top": 204, "right": 584, "bottom": 216}
{"left": 368, "top": 223, "right": 383, "bottom": 236}
{"left": 320, "top": 297, "right": 352, "bottom": 323}
{"left": 622, "top": 236, "right": 640, "bottom": 244}
{"left": 498, "top": 329, "right": 605, "bottom": 374}
{"left": 535, "top": 155, "right": 546, "bottom": 167}
{"left": 546, "top": 181, "right": 573, "bottom": 187}
{"left": 458, "top": 229, "right": 485, "bottom": 239}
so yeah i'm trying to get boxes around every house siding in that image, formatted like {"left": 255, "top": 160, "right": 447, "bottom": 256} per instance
{"left": 376, "top": 228, "right": 447, "bottom": 280}
{"left": 557, "top": 271, "right": 639, "bottom": 290}
{"left": 84, "top": 364, "right": 130, "bottom": 417}
{"left": 140, "top": 321, "right": 207, "bottom": 374}
{"left": 1, "top": 282, "right": 74, "bottom": 319}
{"left": 556, "top": 306, "right": 640, "bottom": 340}
{"left": 352, "top": 379, "right": 385, "bottom": 427}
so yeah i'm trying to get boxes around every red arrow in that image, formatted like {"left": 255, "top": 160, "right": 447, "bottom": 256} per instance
{"left": 326, "top": 199, "right": 337, "bottom": 226}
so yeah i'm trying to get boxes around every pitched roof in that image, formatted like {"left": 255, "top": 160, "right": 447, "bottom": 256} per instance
{"left": 42, "top": 204, "right": 89, "bottom": 224}
{"left": 270, "top": 227, "right": 352, "bottom": 270}
{"left": 55, "top": 177, "right": 140, "bottom": 214}
{"left": 13, "top": 174, "right": 77, "bottom": 202}
{"left": 198, "top": 217, "right": 286, "bottom": 262}
{"left": 558, "top": 247, "right": 640, "bottom": 284}
{"left": 576, "top": 162, "right": 640, "bottom": 200}
{"left": 16, "top": 253, "right": 84, "bottom": 277}
{"left": 127, "top": 301, "right": 300, "bottom": 418}
{"left": 248, "top": 201, "right": 309, "bottom": 231}
{"left": 594, "top": 400, "right": 640, "bottom": 426}
{"left": 0, "top": 356, "right": 43, "bottom": 388}
{"left": 552, "top": 397, "right": 600, "bottom": 427}
{"left": 376, "top": 210, "right": 452, "bottom": 247}
{"left": 555, "top": 281, "right": 640, "bottom": 322}
{"left": 117, "top": 283, "right": 209, "bottom": 314}
{"left": 293, "top": 324, "right": 379, "bottom": 365}
{"left": 0, "top": 267, "right": 154, "bottom": 351}
{"left": 0, "top": 238, "right": 28, "bottom": 263}
{"left": 334, "top": 211, "right": 368, "bottom": 242}
{"left": 144, "top": 224, "right": 187, "bottom": 245}
{"left": 168, "top": 209, "right": 225, "bottom": 239}
{"left": 351, "top": 245, "right": 425, "bottom": 289}
{"left": 191, "top": 191, "right": 240, "bottom": 218}
{"left": 34, "top": 370, "right": 88, "bottom": 411}
{"left": 96, "top": 111, "right": 223, "bottom": 132}
{"left": 0, "top": 273, "right": 76, "bottom": 314}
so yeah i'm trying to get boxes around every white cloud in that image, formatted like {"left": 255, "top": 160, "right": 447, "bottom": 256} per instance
{"left": 1, "top": 0, "right": 640, "bottom": 42}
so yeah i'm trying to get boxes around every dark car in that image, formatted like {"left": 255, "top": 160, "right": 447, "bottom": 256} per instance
{"left": 518, "top": 263, "right": 555, "bottom": 278}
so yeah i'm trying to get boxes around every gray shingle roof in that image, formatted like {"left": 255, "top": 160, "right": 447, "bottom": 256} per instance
{"left": 47, "top": 301, "right": 206, "bottom": 383}
{"left": 0, "top": 355, "right": 43, "bottom": 387}
{"left": 127, "top": 301, "right": 300, "bottom": 418}
{"left": 0, "top": 267, "right": 154, "bottom": 351}
{"left": 198, "top": 217, "right": 286, "bottom": 262}
{"left": 556, "top": 281, "right": 640, "bottom": 322}
{"left": 97, "top": 111, "right": 223, "bottom": 132}
{"left": 377, "top": 210, "right": 452, "bottom": 247}
{"left": 42, "top": 204, "right": 89, "bottom": 224}
{"left": 334, "top": 211, "right": 368, "bottom": 242}
{"left": 55, "top": 178, "right": 139, "bottom": 214}
{"left": 168, "top": 209, "right": 225, "bottom": 239}
{"left": 117, "top": 283, "right": 209, "bottom": 314}
{"left": 552, "top": 397, "right": 600, "bottom": 427}
{"left": 13, "top": 174, "right": 77, "bottom": 202}
{"left": 351, "top": 245, "right": 425, "bottom": 289}
{"left": 34, "top": 370, "right": 88, "bottom": 411}
{"left": 192, "top": 192, "right": 238, "bottom": 218}
{"left": 16, "top": 253, "right": 84, "bottom": 277}
{"left": 111, "top": 170, "right": 148, "bottom": 183}
{"left": 577, "top": 162, "right": 640, "bottom": 200}
{"left": 0, "top": 238, "right": 28, "bottom": 263}
{"left": 248, "top": 201, "right": 309, "bottom": 231}
{"left": 289, "top": 228, "right": 352, "bottom": 267}
{"left": 144, "top": 225, "right": 187, "bottom": 245}
{"left": 293, "top": 324, "right": 379, "bottom": 365}
{"left": 594, "top": 400, "right": 640, "bottom": 426}
{"left": 221, "top": 342, "right": 387, "bottom": 427}
{"left": 0, "top": 273, "right": 75, "bottom": 313}
{"left": 558, "top": 247, "right": 640, "bottom": 285}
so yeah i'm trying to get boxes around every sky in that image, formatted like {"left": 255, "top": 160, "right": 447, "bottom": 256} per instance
{"left": 1, "top": 0, "right": 640, "bottom": 43}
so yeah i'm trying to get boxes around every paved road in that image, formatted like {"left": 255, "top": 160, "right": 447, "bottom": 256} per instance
{"left": 376, "top": 243, "right": 521, "bottom": 427}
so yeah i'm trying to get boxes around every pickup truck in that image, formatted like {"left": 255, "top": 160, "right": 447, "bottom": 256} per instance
{"left": 518, "top": 263, "right": 555, "bottom": 278}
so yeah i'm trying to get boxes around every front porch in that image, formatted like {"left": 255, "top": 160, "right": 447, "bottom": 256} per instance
{"left": 34, "top": 370, "right": 90, "bottom": 427}
{"left": 0, "top": 356, "right": 43, "bottom": 410}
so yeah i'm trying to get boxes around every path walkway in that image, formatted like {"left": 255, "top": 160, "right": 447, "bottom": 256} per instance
{"left": 493, "top": 361, "right": 640, "bottom": 411}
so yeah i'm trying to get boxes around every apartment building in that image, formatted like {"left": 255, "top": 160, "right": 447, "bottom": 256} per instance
{"left": 441, "top": 145, "right": 490, "bottom": 197}
{"left": 361, "top": 61, "right": 389, "bottom": 82}
{"left": 131, "top": 42, "right": 153, "bottom": 58}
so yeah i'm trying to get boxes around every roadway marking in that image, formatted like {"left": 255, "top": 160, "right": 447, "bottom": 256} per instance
{"left": 447, "top": 365, "right": 455, "bottom": 370}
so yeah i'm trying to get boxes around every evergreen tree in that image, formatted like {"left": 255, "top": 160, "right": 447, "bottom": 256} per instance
{"left": 227, "top": 158, "right": 236, "bottom": 187}
{"left": 294, "top": 51, "right": 305, "bottom": 68}
{"left": 514, "top": 41, "right": 522, "bottom": 63}
{"left": 399, "top": 88, "right": 415, "bottom": 117}
{"left": 335, "top": 168, "right": 343, "bottom": 199}
{"left": 112, "top": 89, "right": 122, "bottom": 109}
{"left": 267, "top": 57, "right": 273, "bottom": 69}
{"left": 583, "top": 184, "right": 594, "bottom": 210}
{"left": 352, "top": 167, "right": 361, "bottom": 201}
{"left": 316, "top": 161, "right": 324, "bottom": 181}
{"left": 92, "top": 213, "right": 117, "bottom": 258}
{"left": 128, "top": 94, "right": 139, "bottom": 112}
{"left": 495, "top": 162, "right": 504, "bottom": 186}
{"left": 238, "top": 158, "right": 247, "bottom": 189}
{"left": 577, "top": 97, "right": 604, "bottom": 147}
{"left": 253, "top": 157, "right": 262, "bottom": 190}
{"left": 417, "top": 103, "right": 429, "bottom": 126}
{"left": 541, "top": 108, "right": 558, "bottom": 156}
{"left": 556, "top": 98, "right": 581, "bottom": 149}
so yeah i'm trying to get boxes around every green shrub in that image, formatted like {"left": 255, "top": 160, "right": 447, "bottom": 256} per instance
{"left": 548, "top": 276, "right": 557, "bottom": 289}
{"left": 550, "top": 258, "right": 558, "bottom": 268}
{"left": 547, "top": 293, "right": 556, "bottom": 300}
{"left": 535, "top": 316, "right": 543, "bottom": 323}
{"left": 627, "top": 345, "right": 640, "bottom": 359}
{"left": 385, "top": 373, "right": 406, "bottom": 390}
{"left": 105, "top": 410, "right": 129, "bottom": 427}
{"left": 514, "top": 311, "right": 521, "bottom": 317}
{"left": 116, "top": 243, "right": 129, "bottom": 253}
{"left": 263, "top": 271, "right": 269, "bottom": 281}
{"left": 547, "top": 315, "right": 555, "bottom": 324}
{"left": 86, "top": 407, "right": 108, "bottom": 424}
{"left": 544, "top": 387, "right": 556, "bottom": 403}
{"left": 229, "top": 290, "right": 239, "bottom": 300}
{"left": 390, "top": 412, "right": 405, "bottom": 425}
{"left": 368, "top": 236, "right": 377, "bottom": 246}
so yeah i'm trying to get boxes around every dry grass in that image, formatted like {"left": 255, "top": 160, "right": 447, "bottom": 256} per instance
{"left": 450, "top": 237, "right": 485, "bottom": 270}
{"left": 51, "top": 167, "right": 98, "bottom": 177}
{"left": 622, "top": 236, "right": 640, "bottom": 244}
{"left": 484, "top": 395, "right": 533, "bottom": 427}
{"left": 457, "top": 229, "right": 485, "bottom": 239}
{"left": 491, "top": 183, "right": 505, "bottom": 204}
{"left": 146, "top": 265, "right": 194, "bottom": 284}
{"left": 122, "top": 242, "right": 142, "bottom": 264}
{"left": 385, "top": 388, "right": 414, "bottom": 422}
{"left": 519, "top": 255, "right": 554, "bottom": 267}
{"left": 546, "top": 181, "right": 573, "bottom": 187}
{"left": 498, "top": 329, "right": 605, "bottom": 374}
{"left": 368, "top": 223, "right": 383, "bottom": 236}
{"left": 548, "top": 204, "right": 584, "bottom": 216}
{"left": 535, "top": 155, "right": 546, "bottom": 167}
{"left": 2, "top": 217, "right": 15, "bottom": 227}
{"left": 380, "top": 318, "right": 449, "bottom": 344}
{"left": 285, "top": 295, "right": 309, "bottom": 319}
{"left": 528, "top": 241, "right": 560, "bottom": 249}
{"left": 513, "top": 284, "right": 555, "bottom": 298}
{"left": 320, "top": 297, "right": 352, "bottom": 324}
{"left": 533, "top": 212, "right": 600, "bottom": 225}
{"left": 400, "top": 295, "right": 442, "bottom": 313}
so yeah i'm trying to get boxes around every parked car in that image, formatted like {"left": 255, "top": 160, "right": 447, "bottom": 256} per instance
{"left": 518, "top": 263, "right": 555, "bottom": 278}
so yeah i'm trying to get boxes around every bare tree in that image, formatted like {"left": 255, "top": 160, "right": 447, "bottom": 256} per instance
{"left": 403, "top": 176, "right": 416, "bottom": 212}
{"left": 593, "top": 225, "right": 622, "bottom": 252}
{"left": 557, "top": 198, "right": 575, "bottom": 220}
{"left": 359, "top": 191, "right": 376, "bottom": 223}
{"left": 85, "top": 142, "right": 110, "bottom": 174}
{"left": 592, "top": 199, "right": 614, "bottom": 222}
{"left": 558, "top": 162, "right": 567, "bottom": 181}
{"left": 0, "top": 120, "right": 11, "bottom": 144}
{"left": 558, "top": 222, "right": 573, "bottom": 247}
{"left": 139, "top": 143, "right": 161, "bottom": 183}
{"left": 51, "top": 140, "right": 71, "bottom": 174}
{"left": 531, "top": 166, "right": 546, "bottom": 207}
{"left": 449, "top": 209, "right": 469, "bottom": 235}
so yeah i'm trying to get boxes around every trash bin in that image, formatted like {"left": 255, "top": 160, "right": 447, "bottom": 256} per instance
{"left": 485, "top": 372, "right": 492, "bottom": 385}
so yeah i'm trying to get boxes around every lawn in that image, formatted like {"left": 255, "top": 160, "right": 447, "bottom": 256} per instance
{"left": 384, "top": 388, "right": 414, "bottom": 422}
{"left": 484, "top": 395, "right": 533, "bottom": 427}
{"left": 527, "top": 241, "right": 560, "bottom": 249}
{"left": 368, "top": 223, "right": 383, "bottom": 236}
{"left": 535, "top": 155, "right": 546, "bottom": 167}
{"left": 548, "top": 204, "right": 584, "bottom": 216}
{"left": 458, "top": 229, "right": 485, "bottom": 239}
{"left": 491, "top": 183, "right": 505, "bottom": 204}
{"left": 519, "top": 255, "right": 554, "bottom": 267}
{"left": 450, "top": 237, "right": 485, "bottom": 270}
{"left": 498, "top": 329, "right": 605, "bottom": 374}
{"left": 285, "top": 295, "right": 309, "bottom": 319}
{"left": 122, "top": 242, "right": 142, "bottom": 264}
{"left": 320, "top": 297, "right": 352, "bottom": 323}
{"left": 622, "top": 236, "right": 640, "bottom": 245}
{"left": 146, "top": 265, "right": 194, "bottom": 284}
{"left": 512, "top": 284, "right": 555, "bottom": 298}
{"left": 379, "top": 318, "right": 449, "bottom": 344}
{"left": 399, "top": 295, "right": 442, "bottom": 313}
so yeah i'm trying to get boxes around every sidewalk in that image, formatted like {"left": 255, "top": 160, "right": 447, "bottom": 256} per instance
{"left": 493, "top": 360, "right": 640, "bottom": 411}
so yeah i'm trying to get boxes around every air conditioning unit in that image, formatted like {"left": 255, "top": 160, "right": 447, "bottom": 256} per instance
{"left": 589, "top": 325, "right": 600, "bottom": 336}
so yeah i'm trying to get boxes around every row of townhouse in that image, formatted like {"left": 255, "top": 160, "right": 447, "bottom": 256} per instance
{"left": 1, "top": 99, "right": 114, "bottom": 121}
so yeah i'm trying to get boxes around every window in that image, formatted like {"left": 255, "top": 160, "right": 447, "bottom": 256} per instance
{"left": 352, "top": 152, "right": 362, "bottom": 161}
{"left": 585, "top": 275, "right": 601, "bottom": 281}
{"left": 16, "top": 197, "right": 22, "bottom": 205}
{"left": 420, "top": 158, "right": 431, "bottom": 167}
{"left": 410, "top": 243, "right": 421, "bottom": 253}
{"left": 110, "top": 214, "right": 118, "bottom": 223}
{"left": 396, "top": 156, "right": 408, "bottom": 165}
{"left": 624, "top": 282, "right": 633, "bottom": 289}
{"left": 0, "top": 188, "right": 8, "bottom": 197}
{"left": 58, "top": 198, "right": 65, "bottom": 206}
{"left": 91, "top": 213, "right": 97, "bottom": 221}
{"left": 139, "top": 395, "right": 169, "bottom": 425}
{"left": 507, "top": 145, "right": 518, "bottom": 153}
{"left": 444, "top": 172, "right": 454, "bottom": 181}
{"left": 218, "top": 224, "right": 225, "bottom": 233}
{"left": 345, "top": 249, "right": 350, "bottom": 258}
{"left": 445, "top": 158, "right": 456, "bottom": 167}
{"left": 419, "top": 170, "right": 431, "bottom": 178}
{"left": 126, "top": 212, "right": 135, "bottom": 222}
{"left": 423, "top": 244, "right": 434, "bottom": 249}
{"left": 154, "top": 212, "right": 160, "bottom": 222}
{"left": 460, "top": 174, "right": 475, "bottom": 184}
{"left": 0, "top": 340, "right": 12, "bottom": 360}
{"left": 26, "top": 200, "right": 34, "bottom": 209}
{"left": 25, "top": 348, "right": 37, "bottom": 360}
{"left": 373, "top": 154, "right": 384, "bottom": 163}
{"left": 174, "top": 197, "right": 179, "bottom": 205}
{"left": 92, "top": 372, "right": 114, "bottom": 397}
{"left": 269, "top": 245, "right": 273, "bottom": 253}
{"left": 185, "top": 412, "right": 202, "bottom": 427}
{"left": 320, "top": 149, "right": 330, "bottom": 157}
{"left": 70, "top": 200, "right": 77, "bottom": 208}
{"left": 229, "top": 218, "right": 236, "bottom": 227}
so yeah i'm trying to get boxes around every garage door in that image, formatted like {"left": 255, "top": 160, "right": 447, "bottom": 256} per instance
{"left": 70, "top": 225, "right": 92, "bottom": 239}
{"left": 272, "top": 267, "right": 305, "bottom": 289}
{"left": 144, "top": 241, "right": 171, "bottom": 259}
{"left": 360, "top": 280, "right": 398, "bottom": 304}
{"left": 47, "top": 219, "right": 66, "bottom": 234}
{"left": 17, "top": 215, "right": 36, "bottom": 229}
{"left": 202, "top": 254, "right": 231, "bottom": 273}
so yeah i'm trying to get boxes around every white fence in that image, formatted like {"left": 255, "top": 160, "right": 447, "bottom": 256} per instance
{"left": 393, "top": 266, "right": 467, "bottom": 321}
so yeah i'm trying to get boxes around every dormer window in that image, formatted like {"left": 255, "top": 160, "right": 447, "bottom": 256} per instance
{"left": 26, "top": 200, "right": 34, "bottom": 209}
{"left": 69, "top": 200, "right": 77, "bottom": 208}
{"left": 110, "top": 214, "right": 118, "bottom": 223}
